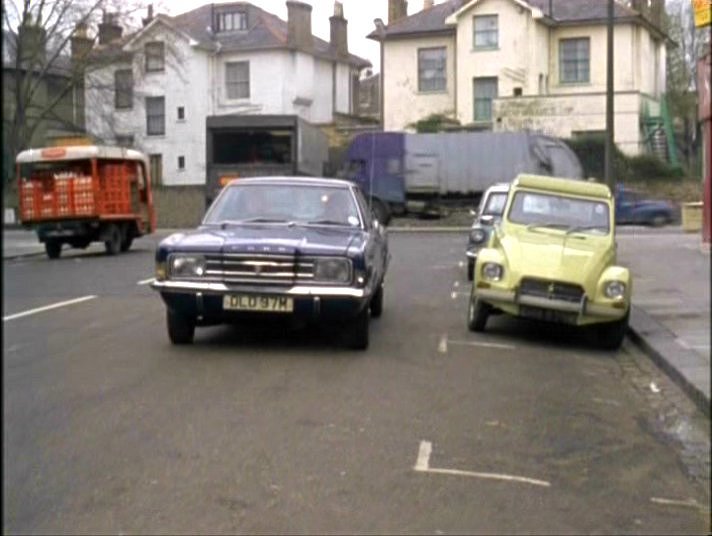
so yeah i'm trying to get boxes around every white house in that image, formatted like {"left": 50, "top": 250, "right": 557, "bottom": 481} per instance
{"left": 370, "top": 0, "right": 670, "bottom": 156}
{"left": 84, "top": 2, "right": 370, "bottom": 186}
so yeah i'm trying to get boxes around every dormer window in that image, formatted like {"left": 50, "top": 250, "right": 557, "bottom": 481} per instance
{"left": 216, "top": 11, "right": 247, "bottom": 32}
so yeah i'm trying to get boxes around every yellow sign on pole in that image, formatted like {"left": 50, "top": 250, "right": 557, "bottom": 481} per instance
{"left": 692, "top": 0, "right": 711, "bottom": 28}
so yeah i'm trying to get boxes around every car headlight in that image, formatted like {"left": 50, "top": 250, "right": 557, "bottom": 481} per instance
{"left": 313, "top": 258, "right": 352, "bottom": 284}
{"left": 169, "top": 254, "right": 207, "bottom": 278}
{"left": 604, "top": 280, "right": 626, "bottom": 299}
{"left": 469, "top": 228, "right": 487, "bottom": 244}
{"left": 482, "top": 262, "right": 503, "bottom": 281}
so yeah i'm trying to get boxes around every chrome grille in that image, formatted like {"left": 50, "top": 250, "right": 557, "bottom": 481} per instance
{"left": 519, "top": 278, "right": 584, "bottom": 303}
{"left": 204, "top": 253, "right": 314, "bottom": 285}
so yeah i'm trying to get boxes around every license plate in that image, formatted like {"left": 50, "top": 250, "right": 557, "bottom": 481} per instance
{"left": 223, "top": 294, "right": 293, "bottom": 313}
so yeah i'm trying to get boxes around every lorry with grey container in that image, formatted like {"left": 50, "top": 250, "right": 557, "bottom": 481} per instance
{"left": 341, "top": 131, "right": 584, "bottom": 223}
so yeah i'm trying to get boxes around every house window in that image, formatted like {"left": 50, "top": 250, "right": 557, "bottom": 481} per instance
{"left": 115, "top": 135, "right": 134, "bottom": 147}
{"left": 114, "top": 69, "right": 133, "bottom": 109}
{"left": 149, "top": 154, "right": 162, "bottom": 186}
{"left": 225, "top": 61, "right": 249, "bottom": 99}
{"left": 145, "top": 41, "right": 165, "bottom": 72}
{"left": 473, "top": 15, "right": 498, "bottom": 49}
{"left": 146, "top": 97, "right": 165, "bottom": 135}
{"left": 216, "top": 11, "right": 247, "bottom": 32}
{"left": 473, "top": 77, "right": 498, "bottom": 122}
{"left": 418, "top": 47, "right": 446, "bottom": 92}
{"left": 177, "top": 106, "right": 185, "bottom": 120}
{"left": 559, "top": 38, "right": 590, "bottom": 84}
{"left": 178, "top": 156, "right": 185, "bottom": 170}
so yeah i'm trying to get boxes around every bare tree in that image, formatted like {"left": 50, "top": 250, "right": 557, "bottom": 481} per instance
{"left": 665, "top": 0, "right": 711, "bottom": 170}
{"left": 1, "top": 0, "right": 169, "bottom": 187}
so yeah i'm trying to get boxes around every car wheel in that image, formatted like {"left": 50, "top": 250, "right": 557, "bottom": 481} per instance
{"left": 343, "top": 306, "right": 369, "bottom": 350}
{"left": 650, "top": 213, "right": 667, "bottom": 227}
{"left": 467, "top": 292, "right": 490, "bottom": 332}
{"left": 45, "top": 240, "right": 62, "bottom": 259}
{"left": 167, "top": 310, "right": 195, "bottom": 345}
{"left": 595, "top": 310, "right": 629, "bottom": 350}
{"left": 120, "top": 236, "right": 134, "bottom": 252}
{"left": 104, "top": 224, "right": 121, "bottom": 255}
{"left": 370, "top": 283, "right": 384, "bottom": 318}
{"left": 467, "top": 259, "right": 474, "bottom": 281}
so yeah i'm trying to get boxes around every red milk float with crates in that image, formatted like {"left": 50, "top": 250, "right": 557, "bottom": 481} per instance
{"left": 16, "top": 145, "right": 156, "bottom": 259}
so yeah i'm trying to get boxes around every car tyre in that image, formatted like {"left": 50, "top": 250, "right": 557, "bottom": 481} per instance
{"left": 595, "top": 310, "right": 629, "bottom": 350}
{"left": 104, "top": 224, "right": 121, "bottom": 255}
{"left": 467, "top": 258, "right": 474, "bottom": 281}
{"left": 120, "top": 236, "right": 134, "bottom": 252}
{"left": 467, "top": 292, "right": 490, "bottom": 332}
{"left": 167, "top": 310, "right": 195, "bottom": 345}
{"left": 370, "top": 283, "right": 384, "bottom": 318}
{"left": 343, "top": 306, "right": 369, "bottom": 350}
{"left": 45, "top": 240, "right": 62, "bottom": 259}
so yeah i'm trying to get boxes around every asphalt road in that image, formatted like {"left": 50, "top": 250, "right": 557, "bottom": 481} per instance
{"left": 3, "top": 232, "right": 710, "bottom": 534}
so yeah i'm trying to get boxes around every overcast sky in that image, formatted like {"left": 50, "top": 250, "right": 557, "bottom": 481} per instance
{"left": 162, "top": 0, "right": 432, "bottom": 73}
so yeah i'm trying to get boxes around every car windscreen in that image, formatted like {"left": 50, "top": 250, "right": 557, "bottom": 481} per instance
{"left": 507, "top": 190, "right": 610, "bottom": 234}
{"left": 204, "top": 183, "right": 362, "bottom": 227}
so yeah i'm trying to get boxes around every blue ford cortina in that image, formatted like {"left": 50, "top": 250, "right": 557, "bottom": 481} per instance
{"left": 151, "top": 177, "right": 390, "bottom": 350}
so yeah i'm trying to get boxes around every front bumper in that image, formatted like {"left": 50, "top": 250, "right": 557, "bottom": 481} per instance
{"left": 151, "top": 279, "right": 369, "bottom": 322}
{"left": 475, "top": 287, "right": 627, "bottom": 323}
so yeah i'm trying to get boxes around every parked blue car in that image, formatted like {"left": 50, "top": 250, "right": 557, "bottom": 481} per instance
{"left": 615, "top": 186, "right": 676, "bottom": 226}
{"left": 151, "top": 177, "right": 389, "bottom": 350}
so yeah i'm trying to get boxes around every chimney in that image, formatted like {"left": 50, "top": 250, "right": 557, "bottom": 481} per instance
{"left": 423, "top": 0, "right": 434, "bottom": 9}
{"left": 287, "top": 1, "right": 313, "bottom": 51}
{"left": 98, "top": 11, "right": 122, "bottom": 45}
{"left": 18, "top": 14, "right": 47, "bottom": 67}
{"left": 388, "top": 0, "right": 408, "bottom": 24}
{"left": 330, "top": 1, "right": 348, "bottom": 58}
{"left": 142, "top": 4, "right": 154, "bottom": 27}
{"left": 71, "top": 21, "right": 93, "bottom": 63}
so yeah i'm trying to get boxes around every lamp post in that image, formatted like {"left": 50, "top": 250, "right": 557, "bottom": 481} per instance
{"left": 604, "top": 0, "right": 615, "bottom": 189}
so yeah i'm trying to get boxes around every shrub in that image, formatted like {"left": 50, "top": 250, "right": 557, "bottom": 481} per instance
{"left": 565, "top": 136, "right": 629, "bottom": 182}
{"left": 626, "top": 154, "right": 683, "bottom": 181}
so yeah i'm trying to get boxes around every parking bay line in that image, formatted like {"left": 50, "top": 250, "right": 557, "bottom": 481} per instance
{"left": 137, "top": 278, "right": 155, "bottom": 286}
{"left": 3, "top": 295, "right": 97, "bottom": 322}
{"left": 448, "top": 338, "right": 517, "bottom": 351}
{"left": 414, "top": 441, "right": 551, "bottom": 488}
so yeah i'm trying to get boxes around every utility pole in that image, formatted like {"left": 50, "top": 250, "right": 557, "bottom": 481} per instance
{"left": 604, "top": 0, "right": 615, "bottom": 189}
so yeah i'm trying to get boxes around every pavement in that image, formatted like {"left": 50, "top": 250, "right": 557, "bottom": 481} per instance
{"left": 3, "top": 224, "right": 710, "bottom": 416}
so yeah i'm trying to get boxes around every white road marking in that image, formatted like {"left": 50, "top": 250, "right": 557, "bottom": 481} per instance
{"left": 451, "top": 292, "right": 457, "bottom": 299}
{"left": 448, "top": 339, "right": 517, "bottom": 350}
{"left": 414, "top": 440, "right": 550, "bottom": 488}
{"left": 650, "top": 497, "right": 709, "bottom": 511}
{"left": 592, "top": 397, "right": 621, "bottom": 407}
{"left": 451, "top": 291, "right": 469, "bottom": 299}
{"left": 414, "top": 440, "right": 432, "bottom": 471}
{"left": 137, "top": 278, "right": 155, "bottom": 286}
{"left": 649, "top": 382, "right": 661, "bottom": 393}
{"left": 453, "top": 281, "right": 460, "bottom": 288}
{"left": 3, "top": 295, "right": 97, "bottom": 322}
{"left": 437, "top": 335, "right": 448, "bottom": 354}
{"left": 458, "top": 261, "right": 465, "bottom": 268}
